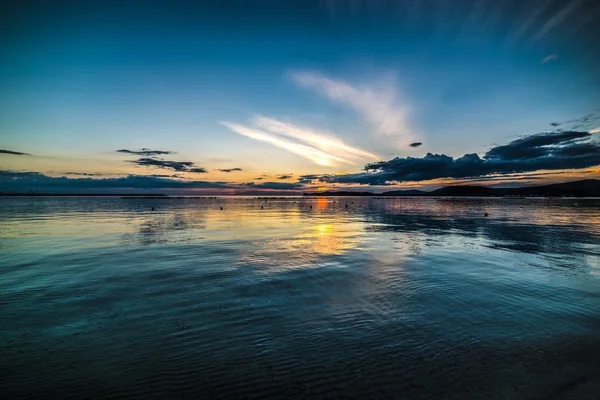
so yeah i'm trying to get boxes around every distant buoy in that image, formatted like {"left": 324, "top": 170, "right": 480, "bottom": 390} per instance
{"left": 261, "top": 206, "right": 264, "bottom": 209}
{"left": 220, "top": 207, "right": 223, "bottom": 210}
{"left": 309, "top": 205, "right": 312, "bottom": 209}
{"left": 345, "top": 204, "right": 348, "bottom": 207}
{"left": 151, "top": 207, "right": 155, "bottom": 211}
{"left": 484, "top": 212, "right": 488, "bottom": 217}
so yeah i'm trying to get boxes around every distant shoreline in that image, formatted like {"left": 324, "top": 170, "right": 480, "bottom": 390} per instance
{"left": 1, "top": 179, "right": 598, "bottom": 198}
{"left": 305, "top": 179, "right": 600, "bottom": 198}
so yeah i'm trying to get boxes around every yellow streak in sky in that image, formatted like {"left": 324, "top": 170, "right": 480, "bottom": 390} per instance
{"left": 220, "top": 121, "right": 350, "bottom": 166}
{"left": 252, "top": 116, "right": 380, "bottom": 161}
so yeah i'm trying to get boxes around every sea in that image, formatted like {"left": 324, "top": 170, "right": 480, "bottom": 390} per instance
{"left": 1, "top": 196, "right": 599, "bottom": 399}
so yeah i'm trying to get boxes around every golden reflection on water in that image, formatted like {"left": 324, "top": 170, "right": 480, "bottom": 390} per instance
{"left": 294, "top": 222, "right": 365, "bottom": 255}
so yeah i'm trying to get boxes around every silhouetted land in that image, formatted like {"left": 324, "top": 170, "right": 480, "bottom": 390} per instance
{"left": 305, "top": 179, "right": 600, "bottom": 197}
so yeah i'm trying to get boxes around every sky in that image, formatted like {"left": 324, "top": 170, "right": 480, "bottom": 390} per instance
{"left": 1, "top": 0, "right": 600, "bottom": 194}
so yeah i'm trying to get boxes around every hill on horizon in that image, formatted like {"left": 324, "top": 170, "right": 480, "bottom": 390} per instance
{"left": 304, "top": 179, "right": 600, "bottom": 197}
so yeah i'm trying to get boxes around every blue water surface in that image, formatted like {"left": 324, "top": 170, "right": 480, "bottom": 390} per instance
{"left": 1, "top": 196, "right": 599, "bottom": 399}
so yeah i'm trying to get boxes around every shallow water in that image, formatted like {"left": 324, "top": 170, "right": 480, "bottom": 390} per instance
{"left": 1, "top": 196, "right": 599, "bottom": 399}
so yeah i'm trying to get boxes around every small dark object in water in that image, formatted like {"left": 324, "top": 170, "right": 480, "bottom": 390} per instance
{"left": 220, "top": 207, "right": 223, "bottom": 210}
{"left": 151, "top": 207, "right": 155, "bottom": 211}
{"left": 309, "top": 205, "right": 312, "bottom": 209}
{"left": 261, "top": 206, "right": 263, "bottom": 209}
{"left": 345, "top": 204, "right": 348, "bottom": 207}
{"left": 484, "top": 212, "right": 488, "bottom": 217}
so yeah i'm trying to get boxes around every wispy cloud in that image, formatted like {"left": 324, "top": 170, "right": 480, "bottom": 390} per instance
{"left": 289, "top": 71, "right": 415, "bottom": 145}
{"left": 541, "top": 54, "right": 558, "bottom": 63}
{"left": 532, "top": 0, "right": 582, "bottom": 43}
{"left": 117, "top": 149, "right": 173, "bottom": 156}
{"left": 0, "top": 149, "right": 30, "bottom": 156}
{"left": 129, "top": 158, "right": 207, "bottom": 173}
{"left": 64, "top": 172, "right": 104, "bottom": 176}
{"left": 252, "top": 116, "right": 379, "bottom": 161}
{"left": 590, "top": 127, "right": 600, "bottom": 133}
{"left": 221, "top": 119, "right": 375, "bottom": 167}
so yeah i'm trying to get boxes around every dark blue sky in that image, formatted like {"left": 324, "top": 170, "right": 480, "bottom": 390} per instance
{"left": 1, "top": 0, "right": 599, "bottom": 192}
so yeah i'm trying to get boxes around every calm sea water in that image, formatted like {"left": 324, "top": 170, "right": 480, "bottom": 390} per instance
{"left": 1, "top": 196, "right": 599, "bottom": 399}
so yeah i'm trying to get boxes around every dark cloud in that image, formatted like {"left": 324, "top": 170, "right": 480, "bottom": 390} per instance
{"left": 129, "top": 158, "right": 207, "bottom": 173}
{"left": 147, "top": 174, "right": 183, "bottom": 178}
{"left": 218, "top": 168, "right": 243, "bottom": 172}
{"left": 117, "top": 149, "right": 173, "bottom": 156}
{"left": 243, "top": 181, "right": 303, "bottom": 190}
{"left": 188, "top": 167, "right": 209, "bottom": 173}
{"left": 0, "top": 171, "right": 231, "bottom": 192}
{"left": 297, "top": 174, "right": 321, "bottom": 184}
{"left": 0, "top": 149, "right": 30, "bottom": 156}
{"left": 409, "top": 142, "right": 422, "bottom": 148}
{"left": 277, "top": 174, "right": 293, "bottom": 180}
{"left": 301, "top": 130, "right": 600, "bottom": 185}
{"left": 483, "top": 131, "right": 590, "bottom": 161}
{"left": 64, "top": 172, "right": 104, "bottom": 176}
{"left": 253, "top": 177, "right": 265, "bottom": 180}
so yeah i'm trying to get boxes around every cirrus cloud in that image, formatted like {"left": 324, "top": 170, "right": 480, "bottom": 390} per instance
{"left": 289, "top": 71, "right": 416, "bottom": 146}
{"left": 221, "top": 117, "right": 378, "bottom": 167}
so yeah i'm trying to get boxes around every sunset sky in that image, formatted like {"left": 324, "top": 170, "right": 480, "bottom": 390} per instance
{"left": 1, "top": 0, "right": 599, "bottom": 194}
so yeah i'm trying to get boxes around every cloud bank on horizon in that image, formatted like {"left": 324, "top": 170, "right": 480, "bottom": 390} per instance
{"left": 3, "top": 126, "right": 600, "bottom": 194}
{"left": 300, "top": 130, "right": 600, "bottom": 185}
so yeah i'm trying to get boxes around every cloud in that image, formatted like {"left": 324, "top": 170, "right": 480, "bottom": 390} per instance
{"left": 532, "top": 1, "right": 582, "bottom": 43}
{"left": 0, "top": 171, "right": 232, "bottom": 192}
{"left": 221, "top": 117, "right": 378, "bottom": 167}
{"left": 289, "top": 71, "right": 415, "bottom": 145}
{"left": 243, "top": 181, "right": 304, "bottom": 190}
{"left": 252, "top": 116, "right": 379, "bottom": 161}
{"left": 297, "top": 174, "right": 322, "bottom": 184}
{"left": 409, "top": 142, "right": 422, "bottom": 148}
{"left": 221, "top": 121, "right": 351, "bottom": 167}
{"left": 590, "top": 127, "right": 600, "bottom": 134}
{"left": 277, "top": 174, "right": 292, "bottom": 180}
{"left": 541, "top": 54, "right": 558, "bottom": 63}
{"left": 218, "top": 168, "right": 243, "bottom": 172}
{"left": 64, "top": 172, "right": 104, "bottom": 176}
{"left": 129, "top": 158, "right": 207, "bottom": 173}
{"left": 0, "top": 149, "right": 30, "bottom": 156}
{"left": 300, "top": 130, "right": 600, "bottom": 185}
{"left": 146, "top": 174, "right": 183, "bottom": 178}
{"left": 117, "top": 149, "right": 173, "bottom": 156}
